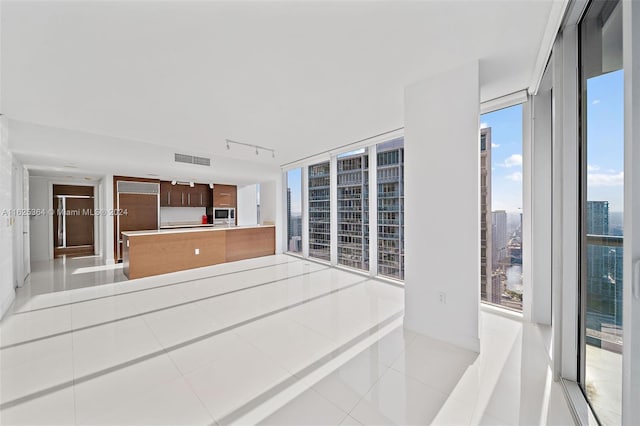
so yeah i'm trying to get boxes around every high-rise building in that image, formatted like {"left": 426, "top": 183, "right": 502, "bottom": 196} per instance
{"left": 480, "top": 128, "right": 494, "bottom": 303}
{"left": 492, "top": 210, "right": 508, "bottom": 269}
{"left": 291, "top": 215, "right": 302, "bottom": 238}
{"left": 585, "top": 200, "right": 622, "bottom": 351}
{"left": 586, "top": 201, "right": 609, "bottom": 235}
{"left": 377, "top": 138, "right": 404, "bottom": 280}
{"left": 337, "top": 150, "right": 369, "bottom": 270}
{"left": 308, "top": 161, "right": 331, "bottom": 261}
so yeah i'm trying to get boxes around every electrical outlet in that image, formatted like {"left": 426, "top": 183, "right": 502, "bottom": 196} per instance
{"left": 195, "top": 248, "right": 200, "bottom": 255}
{"left": 438, "top": 291, "right": 447, "bottom": 304}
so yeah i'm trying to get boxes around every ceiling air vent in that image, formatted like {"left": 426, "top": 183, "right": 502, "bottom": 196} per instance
{"left": 193, "top": 156, "right": 211, "bottom": 166}
{"left": 174, "top": 153, "right": 211, "bottom": 167}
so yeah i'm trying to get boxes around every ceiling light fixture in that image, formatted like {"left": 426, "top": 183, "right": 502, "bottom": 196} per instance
{"left": 189, "top": 181, "right": 195, "bottom": 188}
{"left": 171, "top": 180, "right": 177, "bottom": 185}
{"left": 209, "top": 183, "right": 214, "bottom": 189}
{"left": 225, "top": 139, "right": 276, "bottom": 159}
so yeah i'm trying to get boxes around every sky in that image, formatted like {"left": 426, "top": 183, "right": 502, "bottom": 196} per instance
{"left": 481, "top": 104, "right": 524, "bottom": 213}
{"left": 481, "top": 68, "right": 623, "bottom": 214}
{"left": 287, "top": 168, "right": 302, "bottom": 215}
{"left": 586, "top": 69, "right": 624, "bottom": 213}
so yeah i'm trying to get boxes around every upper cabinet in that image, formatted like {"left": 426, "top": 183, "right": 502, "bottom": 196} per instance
{"left": 188, "top": 185, "right": 212, "bottom": 207}
{"left": 213, "top": 184, "right": 237, "bottom": 208}
{"left": 160, "top": 182, "right": 213, "bottom": 207}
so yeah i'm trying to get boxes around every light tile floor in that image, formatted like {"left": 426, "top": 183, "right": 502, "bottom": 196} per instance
{"left": 0, "top": 254, "right": 575, "bottom": 425}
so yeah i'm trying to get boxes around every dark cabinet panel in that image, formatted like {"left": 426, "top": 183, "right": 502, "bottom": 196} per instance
{"left": 160, "top": 182, "right": 212, "bottom": 207}
{"left": 168, "top": 187, "right": 184, "bottom": 207}
{"left": 213, "top": 184, "right": 236, "bottom": 207}
{"left": 65, "top": 197, "right": 95, "bottom": 246}
{"left": 160, "top": 181, "right": 171, "bottom": 206}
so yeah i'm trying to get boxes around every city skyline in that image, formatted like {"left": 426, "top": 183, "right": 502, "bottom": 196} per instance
{"left": 287, "top": 168, "right": 302, "bottom": 215}
{"left": 586, "top": 69, "right": 624, "bottom": 213}
{"left": 481, "top": 104, "right": 523, "bottom": 213}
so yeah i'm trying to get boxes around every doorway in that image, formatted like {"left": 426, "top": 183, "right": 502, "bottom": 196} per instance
{"left": 53, "top": 184, "right": 95, "bottom": 258}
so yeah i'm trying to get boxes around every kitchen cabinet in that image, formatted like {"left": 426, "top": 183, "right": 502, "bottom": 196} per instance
{"left": 187, "top": 185, "right": 212, "bottom": 207}
{"left": 213, "top": 184, "right": 237, "bottom": 208}
{"left": 213, "top": 184, "right": 237, "bottom": 225}
{"left": 160, "top": 181, "right": 183, "bottom": 207}
{"left": 160, "top": 182, "right": 212, "bottom": 207}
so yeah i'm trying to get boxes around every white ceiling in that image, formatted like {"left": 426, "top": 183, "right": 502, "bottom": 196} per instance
{"left": 1, "top": 0, "right": 558, "bottom": 181}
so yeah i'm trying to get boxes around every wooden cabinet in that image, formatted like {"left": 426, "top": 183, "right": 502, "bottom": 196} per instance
{"left": 213, "top": 184, "right": 237, "bottom": 208}
{"left": 123, "top": 226, "right": 275, "bottom": 279}
{"left": 160, "top": 182, "right": 212, "bottom": 207}
{"left": 213, "top": 184, "right": 237, "bottom": 225}
{"left": 113, "top": 175, "right": 161, "bottom": 262}
{"left": 187, "top": 185, "right": 212, "bottom": 207}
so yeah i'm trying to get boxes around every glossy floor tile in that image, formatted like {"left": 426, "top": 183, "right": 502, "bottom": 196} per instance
{"left": 0, "top": 255, "right": 575, "bottom": 425}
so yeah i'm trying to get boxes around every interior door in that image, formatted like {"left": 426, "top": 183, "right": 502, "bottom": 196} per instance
{"left": 65, "top": 197, "right": 94, "bottom": 246}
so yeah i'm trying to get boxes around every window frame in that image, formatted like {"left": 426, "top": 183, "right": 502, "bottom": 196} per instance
{"left": 281, "top": 128, "right": 404, "bottom": 281}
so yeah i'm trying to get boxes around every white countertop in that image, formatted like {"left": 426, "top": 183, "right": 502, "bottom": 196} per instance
{"left": 122, "top": 224, "right": 274, "bottom": 237}
{"left": 160, "top": 223, "right": 215, "bottom": 229}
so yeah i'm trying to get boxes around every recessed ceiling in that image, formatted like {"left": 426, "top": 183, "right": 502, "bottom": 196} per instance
{"left": 2, "top": 0, "right": 558, "bottom": 175}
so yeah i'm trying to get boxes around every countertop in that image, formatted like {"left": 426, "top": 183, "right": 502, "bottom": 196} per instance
{"left": 122, "top": 224, "right": 275, "bottom": 237}
{"left": 159, "top": 223, "right": 216, "bottom": 229}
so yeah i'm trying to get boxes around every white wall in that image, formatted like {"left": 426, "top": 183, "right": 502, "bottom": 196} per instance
{"left": 404, "top": 61, "right": 481, "bottom": 352}
{"left": 102, "top": 175, "right": 114, "bottom": 263}
{"left": 11, "top": 157, "right": 26, "bottom": 289}
{"left": 260, "top": 178, "right": 283, "bottom": 254}
{"left": 237, "top": 184, "right": 258, "bottom": 226}
{"left": 0, "top": 117, "right": 16, "bottom": 318}
{"left": 28, "top": 177, "right": 51, "bottom": 262}
{"left": 529, "top": 88, "right": 553, "bottom": 325}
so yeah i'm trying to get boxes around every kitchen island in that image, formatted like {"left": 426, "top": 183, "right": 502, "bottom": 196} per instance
{"left": 121, "top": 225, "right": 275, "bottom": 279}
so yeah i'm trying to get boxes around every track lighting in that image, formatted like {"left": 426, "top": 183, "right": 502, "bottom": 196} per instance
{"left": 171, "top": 180, "right": 177, "bottom": 185}
{"left": 225, "top": 139, "right": 276, "bottom": 159}
{"left": 189, "top": 182, "right": 195, "bottom": 188}
{"left": 209, "top": 183, "right": 214, "bottom": 189}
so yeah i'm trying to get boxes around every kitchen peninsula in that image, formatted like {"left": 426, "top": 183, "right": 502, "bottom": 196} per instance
{"left": 121, "top": 225, "right": 275, "bottom": 279}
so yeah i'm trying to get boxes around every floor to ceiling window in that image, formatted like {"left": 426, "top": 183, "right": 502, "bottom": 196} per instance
{"left": 337, "top": 149, "right": 369, "bottom": 270}
{"left": 480, "top": 104, "right": 524, "bottom": 311}
{"left": 294, "top": 134, "right": 404, "bottom": 281}
{"left": 286, "top": 168, "right": 303, "bottom": 254}
{"left": 377, "top": 138, "right": 404, "bottom": 280}
{"left": 579, "top": 1, "right": 623, "bottom": 423}
{"left": 308, "top": 161, "right": 331, "bottom": 261}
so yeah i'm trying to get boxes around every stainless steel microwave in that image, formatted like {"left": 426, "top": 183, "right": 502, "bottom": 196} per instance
{"left": 213, "top": 207, "right": 235, "bottom": 224}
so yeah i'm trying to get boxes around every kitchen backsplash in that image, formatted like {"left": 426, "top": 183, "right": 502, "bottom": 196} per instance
{"left": 160, "top": 206, "right": 206, "bottom": 225}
